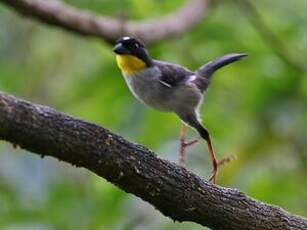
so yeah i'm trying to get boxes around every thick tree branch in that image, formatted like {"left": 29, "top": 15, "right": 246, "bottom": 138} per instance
{"left": 0, "top": 91, "right": 306, "bottom": 230}
{"left": 0, "top": 0, "right": 209, "bottom": 44}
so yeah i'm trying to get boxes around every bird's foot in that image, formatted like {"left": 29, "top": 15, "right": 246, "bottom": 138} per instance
{"left": 179, "top": 139, "right": 199, "bottom": 165}
{"left": 209, "top": 154, "right": 236, "bottom": 184}
{"left": 217, "top": 154, "right": 236, "bottom": 167}
{"left": 209, "top": 168, "right": 217, "bottom": 184}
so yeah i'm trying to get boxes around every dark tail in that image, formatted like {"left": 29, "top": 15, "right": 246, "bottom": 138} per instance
{"left": 194, "top": 53, "right": 248, "bottom": 92}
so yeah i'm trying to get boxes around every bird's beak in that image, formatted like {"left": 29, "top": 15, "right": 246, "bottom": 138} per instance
{"left": 113, "top": 43, "right": 130, "bottom": 55}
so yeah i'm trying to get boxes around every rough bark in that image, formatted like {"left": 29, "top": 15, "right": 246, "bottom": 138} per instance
{"left": 0, "top": 91, "right": 306, "bottom": 230}
{"left": 0, "top": 0, "right": 209, "bottom": 45}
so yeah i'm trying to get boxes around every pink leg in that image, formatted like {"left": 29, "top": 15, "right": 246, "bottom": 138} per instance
{"left": 206, "top": 136, "right": 218, "bottom": 184}
{"left": 206, "top": 137, "right": 235, "bottom": 184}
{"left": 179, "top": 125, "right": 199, "bottom": 164}
{"left": 179, "top": 124, "right": 235, "bottom": 183}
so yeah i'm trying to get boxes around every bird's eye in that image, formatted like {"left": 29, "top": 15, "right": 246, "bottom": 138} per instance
{"left": 134, "top": 43, "right": 139, "bottom": 48}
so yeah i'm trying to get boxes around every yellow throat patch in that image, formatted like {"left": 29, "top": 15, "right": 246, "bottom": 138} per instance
{"left": 116, "top": 55, "right": 146, "bottom": 75}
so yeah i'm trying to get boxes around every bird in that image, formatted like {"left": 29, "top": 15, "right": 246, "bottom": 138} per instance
{"left": 113, "top": 36, "right": 247, "bottom": 183}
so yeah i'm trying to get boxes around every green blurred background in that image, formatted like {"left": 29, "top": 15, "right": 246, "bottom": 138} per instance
{"left": 0, "top": 0, "right": 306, "bottom": 229}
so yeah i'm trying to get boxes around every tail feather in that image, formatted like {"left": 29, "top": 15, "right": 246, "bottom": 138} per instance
{"left": 194, "top": 53, "right": 247, "bottom": 92}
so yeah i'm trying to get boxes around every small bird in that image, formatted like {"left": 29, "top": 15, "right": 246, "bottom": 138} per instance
{"left": 113, "top": 36, "right": 247, "bottom": 183}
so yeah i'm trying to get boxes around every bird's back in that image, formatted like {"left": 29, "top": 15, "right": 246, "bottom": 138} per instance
{"left": 153, "top": 60, "right": 194, "bottom": 87}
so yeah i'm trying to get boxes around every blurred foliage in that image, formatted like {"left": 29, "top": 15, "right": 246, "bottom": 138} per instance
{"left": 0, "top": 0, "right": 307, "bottom": 229}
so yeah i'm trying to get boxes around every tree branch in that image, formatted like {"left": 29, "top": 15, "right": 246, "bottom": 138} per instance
{"left": 0, "top": 91, "right": 306, "bottom": 230}
{"left": 0, "top": 0, "right": 209, "bottom": 44}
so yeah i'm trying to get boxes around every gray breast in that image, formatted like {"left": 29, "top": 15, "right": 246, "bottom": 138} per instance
{"left": 123, "top": 67, "right": 172, "bottom": 111}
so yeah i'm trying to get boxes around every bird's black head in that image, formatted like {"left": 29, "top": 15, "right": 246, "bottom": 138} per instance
{"left": 113, "top": 37, "right": 153, "bottom": 67}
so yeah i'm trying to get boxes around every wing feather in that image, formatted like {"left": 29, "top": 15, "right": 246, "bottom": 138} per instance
{"left": 154, "top": 60, "right": 194, "bottom": 87}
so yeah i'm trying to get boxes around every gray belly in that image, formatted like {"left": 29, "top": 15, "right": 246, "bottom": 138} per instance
{"left": 123, "top": 69, "right": 202, "bottom": 113}
{"left": 124, "top": 73, "right": 172, "bottom": 111}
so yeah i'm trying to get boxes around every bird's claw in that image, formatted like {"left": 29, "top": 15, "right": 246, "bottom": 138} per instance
{"left": 209, "top": 154, "right": 236, "bottom": 184}
{"left": 179, "top": 139, "right": 199, "bottom": 165}
{"left": 209, "top": 169, "right": 217, "bottom": 184}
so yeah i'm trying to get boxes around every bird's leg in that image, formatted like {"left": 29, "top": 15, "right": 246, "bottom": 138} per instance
{"left": 193, "top": 123, "right": 219, "bottom": 184}
{"left": 204, "top": 134, "right": 235, "bottom": 183}
{"left": 179, "top": 125, "right": 199, "bottom": 165}
{"left": 179, "top": 125, "right": 187, "bottom": 164}
{"left": 180, "top": 114, "right": 234, "bottom": 184}
{"left": 205, "top": 136, "right": 218, "bottom": 184}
